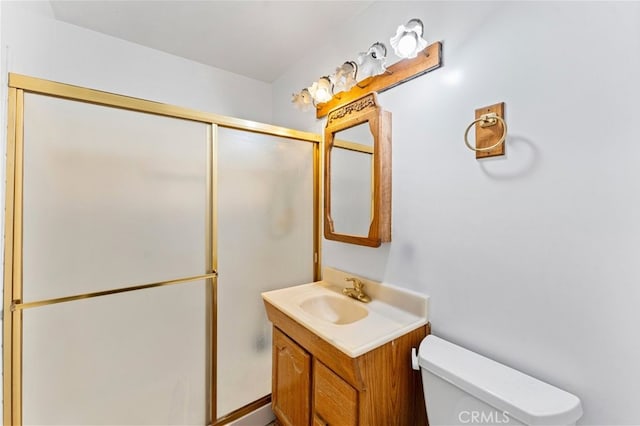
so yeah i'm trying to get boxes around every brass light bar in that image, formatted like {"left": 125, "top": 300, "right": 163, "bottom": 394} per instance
{"left": 11, "top": 272, "right": 217, "bottom": 311}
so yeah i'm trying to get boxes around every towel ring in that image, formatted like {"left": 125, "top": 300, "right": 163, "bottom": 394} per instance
{"left": 464, "top": 113, "right": 507, "bottom": 152}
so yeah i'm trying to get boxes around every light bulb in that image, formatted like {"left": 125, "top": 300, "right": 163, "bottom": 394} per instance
{"left": 390, "top": 18, "right": 427, "bottom": 59}
{"left": 309, "top": 77, "right": 333, "bottom": 103}
{"left": 397, "top": 33, "right": 418, "bottom": 57}
{"left": 315, "top": 87, "right": 331, "bottom": 103}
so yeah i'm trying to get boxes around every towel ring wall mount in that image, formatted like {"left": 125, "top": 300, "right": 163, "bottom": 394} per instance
{"left": 463, "top": 102, "right": 507, "bottom": 159}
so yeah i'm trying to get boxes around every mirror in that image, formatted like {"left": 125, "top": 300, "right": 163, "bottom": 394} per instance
{"left": 330, "top": 125, "right": 373, "bottom": 236}
{"left": 324, "top": 93, "right": 391, "bottom": 247}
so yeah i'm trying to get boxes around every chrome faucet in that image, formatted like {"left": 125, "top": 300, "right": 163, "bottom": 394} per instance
{"left": 343, "top": 277, "right": 371, "bottom": 303}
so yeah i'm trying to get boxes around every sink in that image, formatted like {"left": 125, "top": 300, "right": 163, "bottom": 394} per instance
{"left": 262, "top": 267, "right": 429, "bottom": 358}
{"left": 262, "top": 267, "right": 429, "bottom": 357}
{"left": 299, "top": 294, "right": 368, "bottom": 325}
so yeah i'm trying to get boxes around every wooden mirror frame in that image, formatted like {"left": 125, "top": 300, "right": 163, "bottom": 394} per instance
{"left": 324, "top": 92, "right": 391, "bottom": 247}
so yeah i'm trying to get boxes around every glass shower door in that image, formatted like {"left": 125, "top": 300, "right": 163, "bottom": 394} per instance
{"left": 19, "top": 93, "right": 211, "bottom": 425}
{"left": 216, "top": 128, "right": 315, "bottom": 417}
{"left": 5, "top": 74, "right": 320, "bottom": 425}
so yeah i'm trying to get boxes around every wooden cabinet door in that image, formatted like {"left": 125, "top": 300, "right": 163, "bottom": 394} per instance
{"left": 273, "top": 327, "right": 311, "bottom": 426}
{"left": 313, "top": 360, "right": 358, "bottom": 426}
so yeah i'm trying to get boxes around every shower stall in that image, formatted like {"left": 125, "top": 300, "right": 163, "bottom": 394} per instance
{"left": 3, "top": 74, "right": 320, "bottom": 425}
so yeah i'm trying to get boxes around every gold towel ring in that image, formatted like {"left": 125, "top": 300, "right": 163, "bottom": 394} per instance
{"left": 464, "top": 113, "right": 507, "bottom": 152}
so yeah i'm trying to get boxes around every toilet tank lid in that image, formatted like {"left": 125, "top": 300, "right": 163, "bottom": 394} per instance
{"left": 418, "top": 335, "right": 583, "bottom": 426}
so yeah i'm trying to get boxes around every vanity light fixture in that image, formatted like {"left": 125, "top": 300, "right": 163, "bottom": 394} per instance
{"left": 291, "top": 42, "right": 387, "bottom": 110}
{"left": 390, "top": 18, "right": 428, "bottom": 59}
{"left": 291, "top": 88, "right": 314, "bottom": 111}
{"left": 331, "top": 61, "right": 358, "bottom": 94}
{"left": 356, "top": 42, "right": 388, "bottom": 81}
{"left": 309, "top": 76, "right": 334, "bottom": 103}
{"left": 292, "top": 17, "right": 442, "bottom": 115}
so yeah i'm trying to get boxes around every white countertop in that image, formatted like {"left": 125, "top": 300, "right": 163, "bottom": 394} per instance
{"left": 262, "top": 267, "right": 429, "bottom": 358}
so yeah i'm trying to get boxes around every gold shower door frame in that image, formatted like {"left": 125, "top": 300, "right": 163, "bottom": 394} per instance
{"left": 3, "top": 73, "right": 322, "bottom": 426}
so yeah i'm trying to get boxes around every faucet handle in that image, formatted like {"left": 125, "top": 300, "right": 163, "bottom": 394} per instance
{"left": 346, "top": 277, "right": 363, "bottom": 290}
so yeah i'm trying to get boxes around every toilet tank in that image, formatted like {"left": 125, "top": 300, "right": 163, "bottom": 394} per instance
{"left": 415, "top": 335, "right": 583, "bottom": 426}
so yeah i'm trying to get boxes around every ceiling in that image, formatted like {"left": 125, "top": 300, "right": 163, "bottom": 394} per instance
{"left": 49, "top": 1, "right": 373, "bottom": 83}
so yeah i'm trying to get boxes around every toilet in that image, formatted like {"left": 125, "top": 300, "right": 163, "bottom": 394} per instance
{"left": 412, "top": 335, "right": 583, "bottom": 425}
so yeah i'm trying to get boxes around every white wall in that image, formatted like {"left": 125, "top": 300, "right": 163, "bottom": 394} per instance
{"left": 0, "top": 2, "right": 273, "bottom": 122}
{"left": 272, "top": 2, "right": 640, "bottom": 425}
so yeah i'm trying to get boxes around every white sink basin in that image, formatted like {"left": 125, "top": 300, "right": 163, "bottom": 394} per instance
{"left": 299, "top": 294, "right": 369, "bottom": 325}
{"left": 262, "top": 267, "right": 429, "bottom": 357}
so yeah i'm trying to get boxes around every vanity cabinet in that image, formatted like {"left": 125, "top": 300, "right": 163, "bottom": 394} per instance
{"left": 266, "top": 301, "right": 429, "bottom": 426}
{"left": 272, "top": 328, "right": 311, "bottom": 426}
{"left": 313, "top": 359, "right": 358, "bottom": 426}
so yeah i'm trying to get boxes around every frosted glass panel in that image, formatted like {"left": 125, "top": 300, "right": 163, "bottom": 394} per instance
{"left": 22, "top": 94, "right": 208, "bottom": 301}
{"left": 23, "top": 281, "right": 207, "bottom": 425}
{"left": 216, "top": 128, "right": 314, "bottom": 416}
